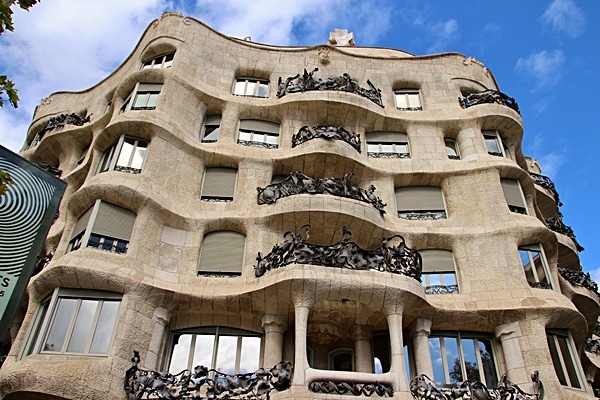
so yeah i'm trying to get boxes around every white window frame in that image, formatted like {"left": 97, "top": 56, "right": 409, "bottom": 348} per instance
{"left": 501, "top": 178, "right": 528, "bottom": 215}
{"left": 21, "top": 288, "right": 121, "bottom": 358}
{"left": 445, "top": 138, "right": 460, "bottom": 159}
{"left": 394, "top": 90, "right": 422, "bottom": 111}
{"left": 98, "top": 135, "right": 149, "bottom": 174}
{"left": 166, "top": 327, "right": 263, "bottom": 374}
{"left": 120, "top": 83, "right": 162, "bottom": 113}
{"left": 141, "top": 52, "right": 174, "bottom": 69}
{"left": 238, "top": 129, "right": 279, "bottom": 148}
{"left": 483, "top": 130, "right": 511, "bottom": 158}
{"left": 233, "top": 77, "right": 269, "bottom": 98}
{"left": 367, "top": 142, "right": 410, "bottom": 157}
{"left": 519, "top": 244, "right": 554, "bottom": 289}
{"left": 546, "top": 329, "right": 587, "bottom": 391}
{"left": 202, "top": 115, "right": 221, "bottom": 143}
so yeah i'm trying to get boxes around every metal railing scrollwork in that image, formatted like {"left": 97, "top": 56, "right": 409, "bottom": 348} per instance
{"left": 309, "top": 380, "right": 394, "bottom": 397}
{"left": 558, "top": 267, "right": 599, "bottom": 297}
{"left": 458, "top": 89, "right": 520, "bottom": 114}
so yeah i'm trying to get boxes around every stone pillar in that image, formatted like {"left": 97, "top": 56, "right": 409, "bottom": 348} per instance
{"left": 145, "top": 306, "right": 171, "bottom": 370}
{"left": 411, "top": 318, "right": 433, "bottom": 377}
{"left": 292, "top": 305, "right": 310, "bottom": 386}
{"left": 262, "top": 314, "right": 288, "bottom": 369}
{"left": 495, "top": 322, "right": 528, "bottom": 386}
{"left": 387, "top": 313, "right": 408, "bottom": 392}
{"left": 351, "top": 324, "right": 373, "bottom": 373}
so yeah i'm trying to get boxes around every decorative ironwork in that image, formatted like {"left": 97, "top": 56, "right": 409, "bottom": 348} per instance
{"left": 237, "top": 140, "right": 278, "bottom": 149}
{"left": 586, "top": 338, "right": 600, "bottom": 355}
{"left": 254, "top": 225, "right": 422, "bottom": 279}
{"left": 277, "top": 68, "right": 384, "bottom": 108}
{"left": 527, "top": 281, "right": 553, "bottom": 290}
{"left": 396, "top": 106, "right": 423, "bottom": 111}
{"left": 33, "top": 161, "right": 62, "bottom": 177}
{"left": 546, "top": 217, "right": 584, "bottom": 252}
{"left": 309, "top": 380, "right": 393, "bottom": 397}
{"left": 410, "top": 372, "right": 543, "bottom": 400}
{"left": 201, "top": 197, "right": 233, "bottom": 202}
{"left": 424, "top": 284, "right": 459, "bottom": 295}
{"left": 29, "top": 112, "right": 92, "bottom": 148}
{"left": 125, "top": 351, "right": 292, "bottom": 400}
{"left": 458, "top": 89, "right": 520, "bottom": 114}
{"left": 594, "top": 321, "right": 600, "bottom": 338}
{"left": 558, "top": 267, "right": 599, "bottom": 297}
{"left": 33, "top": 251, "right": 53, "bottom": 276}
{"left": 398, "top": 211, "right": 446, "bottom": 221}
{"left": 114, "top": 165, "right": 142, "bottom": 174}
{"left": 257, "top": 171, "right": 386, "bottom": 214}
{"left": 368, "top": 151, "right": 410, "bottom": 159}
{"left": 529, "top": 173, "right": 561, "bottom": 206}
{"left": 292, "top": 125, "right": 361, "bottom": 152}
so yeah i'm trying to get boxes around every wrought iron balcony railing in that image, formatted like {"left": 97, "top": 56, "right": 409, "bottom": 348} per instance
{"left": 309, "top": 380, "right": 393, "bottom": 397}
{"left": 546, "top": 217, "right": 584, "bottom": 251}
{"left": 529, "top": 173, "right": 561, "bottom": 206}
{"left": 292, "top": 125, "right": 361, "bottom": 152}
{"left": 124, "top": 351, "right": 292, "bottom": 400}
{"left": 458, "top": 89, "right": 520, "bottom": 114}
{"left": 586, "top": 338, "right": 600, "bottom": 356}
{"left": 558, "top": 267, "right": 599, "bottom": 297}
{"left": 424, "top": 284, "right": 459, "bottom": 295}
{"left": 410, "top": 372, "right": 544, "bottom": 400}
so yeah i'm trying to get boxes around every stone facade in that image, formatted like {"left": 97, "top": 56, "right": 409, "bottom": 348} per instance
{"left": 0, "top": 12, "right": 597, "bottom": 400}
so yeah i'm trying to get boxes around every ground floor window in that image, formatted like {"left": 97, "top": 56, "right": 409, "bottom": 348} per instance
{"left": 547, "top": 329, "right": 585, "bottom": 389}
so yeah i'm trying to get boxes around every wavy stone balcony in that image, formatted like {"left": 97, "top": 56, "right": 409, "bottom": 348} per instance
{"left": 546, "top": 217, "right": 584, "bottom": 252}
{"left": 458, "top": 89, "right": 520, "bottom": 114}
{"left": 530, "top": 172, "right": 561, "bottom": 206}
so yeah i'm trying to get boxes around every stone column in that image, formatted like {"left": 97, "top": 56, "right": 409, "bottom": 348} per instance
{"left": 495, "top": 322, "right": 528, "bottom": 386}
{"left": 351, "top": 324, "right": 373, "bottom": 373}
{"left": 411, "top": 318, "right": 433, "bottom": 377}
{"left": 262, "top": 314, "right": 288, "bottom": 369}
{"left": 292, "top": 305, "right": 311, "bottom": 386}
{"left": 145, "top": 306, "right": 171, "bottom": 370}
{"left": 387, "top": 313, "right": 408, "bottom": 392}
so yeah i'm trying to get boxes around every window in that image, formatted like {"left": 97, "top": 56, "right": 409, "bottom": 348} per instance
{"left": 395, "top": 186, "right": 446, "bottom": 220}
{"left": 501, "top": 178, "right": 528, "bottom": 214}
{"left": 520, "top": 245, "right": 553, "bottom": 289}
{"left": 141, "top": 52, "right": 174, "bottom": 69}
{"left": 328, "top": 349, "right": 354, "bottom": 371}
{"left": 394, "top": 90, "right": 422, "bottom": 111}
{"left": 366, "top": 131, "right": 410, "bottom": 158}
{"left": 202, "top": 115, "right": 221, "bottom": 143}
{"left": 483, "top": 130, "right": 510, "bottom": 158}
{"left": 429, "top": 332, "right": 498, "bottom": 387}
{"left": 420, "top": 250, "right": 458, "bottom": 294}
{"left": 445, "top": 139, "right": 460, "bottom": 160}
{"left": 233, "top": 78, "right": 269, "bottom": 98}
{"left": 547, "top": 330, "right": 585, "bottom": 389}
{"left": 24, "top": 289, "right": 120, "bottom": 356}
{"left": 98, "top": 135, "right": 148, "bottom": 174}
{"left": 68, "top": 200, "right": 136, "bottom": 254}
{"left": 201, "top": 168, "right": 237, "bottom": 202}
{"left": 76, "top": 145, "right": 89, "bottom": 166}
{"left": 120, "top": 83, "right": 162, "bottom": 113}
{"left": 167, "top": 327, "right": 261, "bottom": 374}
{"left": 238, "top": 119, "right": 279, "bottom": 149}
{"left": 373, "top": 331, "right": 391, "bottom": 374}
{"left": 198, "top": 231, "right": 245, "bottom": 276}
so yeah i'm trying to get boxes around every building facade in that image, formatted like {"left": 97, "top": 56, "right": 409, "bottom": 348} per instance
{"left": 0, "top": 12, "right": 598, "bottom": 400}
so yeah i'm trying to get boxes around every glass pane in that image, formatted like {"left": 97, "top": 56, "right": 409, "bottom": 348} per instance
{"left": 89, "top": 300, "right": 119, "bottom": 354}
{"left": 253, "top": 133, "right": 266, "bottom": 143}
{"left": 532, "top": 252, "right": 548, "bottom": 286}
{"left": 444, "top": 337, "right": 462, "bottom": 383}
{"left": 442, "top": 273, "right": 456, "bottom": 286}
{"left": 233, "top": 81, "right": 246, "bottom": 95}
{"left": 100, "top": 145, "right": 115, "bottom": 172}
{"left": 427, "top": 273, "right": 442, "bottom": 286}
{"left": 164, "top": 53, "right": 174, "bottom": 67}
{"left": 395, "top": 93, "right": 408, "bottom": 108}
{"left": 146, "top": 93, "right": 159, "bottom": 108}
{"left": 257, "top": 83, "right": 268, "bottom": 97}
{"left": 130, "top": 145, "right": 147, "bottom": 170}
{"left": 520, "top": 250, "right": 536, "bottom": 284}
{"left": 460, "top": 338, "right": 480, "bottom": 381}
{"left": 27, "top": 302, "right": 50, "bottom": 355}
{"left": 215, "top": 335, "right": 238, "bottom": 374}
{"left": 429, "top": 337, "right": 446, "bottom": 383}
{"left": 239, "top": 336, "right": 261, "bottom": 373}
{"left": 43, "top": 298, "right": 77, "bottom": 352}
{"left": 381, "top": 144, "right": 394, "bottom": 153}
{"left": 445, "top": 140, "right": 458, "bottom": 156}
{"left": 265, "top": 134, "right": 279, "bottom": 145}
{"left": 395, "top": 143, "right": 409, "bottom": 154}
{"left": 204, "top": 126, "right": 220, "bottom": 141}
{"left": 485, "top": 137, "right": 500, "bottom": 154}
{"left": 407, "top": 93, "right": 421, "bottom": 107}
{"left": 557, "top": 335, "right": 581, "bottom": 388}
{"left": 245, "top": 81, "right": 257, "bottom": 96}
{"left": 238, "top": 130, "right": 252, "bottom": 141}
{"left": 169, "top": 334, "right": 192, "bottom": 372}
{"left": 367, "top": 143, "right": 379, "bottom": 153}
{"left": 192, "top": 334, "right": 216, "bottom": 369}
{"left": 478, "top": 339, "right": 497, "bottom": 387}
{"left": 403, "top": 343, "right": 411, "bottom": 381}
{"left": 116, "top": 140, "right": 134, "bottom": 167}
{"left": 142, "top": 61, "right": 152, "bottom": 69}
{"left": 66, "top": 300, "right": 97, "bottom": 353}
{"left": 133, "top": 93, "right": 148, "bottom": 108}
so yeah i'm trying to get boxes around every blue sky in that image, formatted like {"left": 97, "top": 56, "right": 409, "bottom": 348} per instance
{"left": 0, "top": 0, "right": 598, "bottom": 276}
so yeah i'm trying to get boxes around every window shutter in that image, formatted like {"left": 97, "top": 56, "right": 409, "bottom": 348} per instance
{"left": 202, "top": 168, "right": 237, "bottom": 198}
{"left": 137, "top": 83, "right": 162, "bottom": 92}
{"left": 501, "top": 179, "right": 525, "bottom": 208}
{"left": 71, "top": 206, "right": 94, "bottom": 240}
{"left": 198, "top": 231, "right": 245, "bottom": 274}
{"left": 395, "top": 187, "right": 444, "bottom": 211}
{"left": 420, "top": 249, "right": 455, "bottom": 273}
{"left": 239, "top": 119, "right": 279, "bottom": 134}
{"left": 366, "top": 131, "right": 408, "bottom": 143}
{"left": 205, "top": 115, "right": 221, "bottom": 126}
{"left": 92, "top": 202, "right": 136, "bottom": 240}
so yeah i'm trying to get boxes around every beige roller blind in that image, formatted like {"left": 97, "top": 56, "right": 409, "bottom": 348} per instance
{"left": 137, "top": 83, "right": 162, "bottom": 92}
{"left": 420, "top": 249, "right": 455, "bottom": 273}
{"left": 205, "top": 115, "right": 221, "bottom": 125}
{"left": 70, "top": 206, "right": 94, "bottom": 240}
{"left": 366, "top": 131, "right": 408, "bottom": 143}
{"left": 395, "top": 186, "right": 444, "bottom": 211}
{"left": 202, "top": 168, "right": 237, "bottom": 198}
{"left": 198, "top": 231, "right": 245, "bottom": 274}
{"left": 92, "top": 201, "right": 136, "bottom": 240}
{"left": 501, "top": 179, "right": 525, "bottom": 208}
{"left": 239, "top": 119, "right": 279, "bottom": 134}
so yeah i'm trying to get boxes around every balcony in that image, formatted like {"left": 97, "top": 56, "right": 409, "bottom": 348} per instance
{"left": 458, "top": 89, "right": 520, "bottom": 114}
{"left": 530, "top": 172, "right": 561, "bottom": 206}
{"left": 546, "top": 217, "right": 584, "bottom": 251}
{"left": 559, "top": 267, "right": 599, "bottom": 297}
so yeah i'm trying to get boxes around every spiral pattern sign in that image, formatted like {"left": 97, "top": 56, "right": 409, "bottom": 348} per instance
{"left": 0, "top": 145, "right": 66, "bottom": 337}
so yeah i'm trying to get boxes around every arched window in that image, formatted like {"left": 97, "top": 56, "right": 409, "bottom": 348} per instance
{"left": 395, "top": 186, "right": 446, "bottom": 220}
{"left": 201, "top": 167, "right": 238, "bottom": 202}
{"left": 198, "top": 231, "right": 246, "bottom": 276}
{"left": 420, "top": 249, "right": 458, "bottom": 294}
